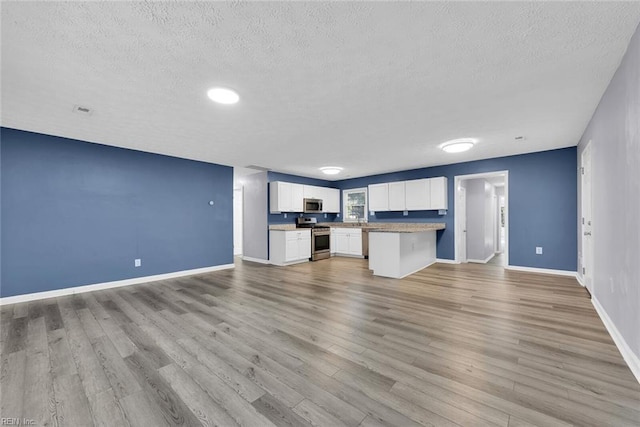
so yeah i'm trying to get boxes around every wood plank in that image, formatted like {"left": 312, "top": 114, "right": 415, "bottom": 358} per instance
{"left": 86, "top": 388, "right": 128, "bottom": 427}
{"left": 52, "top": 374, "right": 93, "bottom": 427}
{"left": 293, "top": 398, "right": 350, "bottom": 427}
{"left": 0, "top": 350, "right": 27, "bottom": 421}
{"left": 91, "top": 335, "right": 141, "bottom": 399}
{"left": 0, "top": 258, "right": 637, "bottom": 426}
{"left": 124, "top": 350, "right": 202, "bottom": 426}
{"left": 22, "top": 316, "right": 57, "bottom": 426}
{"left": 120, "top": 390, "right": 170, "bottom": 427}
{"left": 252, "top": 392, "right": 312, "bottom": 427}
{"left": 159, "top": 363, "right": 247, "bottom": 427}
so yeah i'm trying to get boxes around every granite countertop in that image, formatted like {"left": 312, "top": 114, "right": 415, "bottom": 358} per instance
{"left": 269, "top": 222, "right": 445, "bottom": 233}
{"left": 318, "top": 222, "right": 446, "bottom": 233}
{"left": 268, "top": 224, "right": 298, "bottom": 231}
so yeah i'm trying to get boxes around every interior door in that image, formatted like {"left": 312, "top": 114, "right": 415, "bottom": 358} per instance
{"left": 582, "top": 143, "right": 594, "bottom": 294}
{"left": 457, "top": 186, "right": 467, "bottom": 262}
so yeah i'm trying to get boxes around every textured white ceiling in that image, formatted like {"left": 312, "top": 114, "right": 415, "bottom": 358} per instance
{"left": 2, "top": 2, "right": 639, "bottom": 180}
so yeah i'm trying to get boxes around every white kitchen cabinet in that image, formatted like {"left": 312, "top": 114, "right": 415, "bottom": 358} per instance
{"left": 333, "top": 228, "right": 362, "bottom": 257}
{"left": 405, "top": 178, "right": 430, "bottom": 210}
{"left": 330, "top": 229, "right": 336, "bottom": 254}
{"left": 388, "top": 181, "right": 406, "bottom": 211}
{"left": 429, "top": 177, "right": 448, "bottom": 210}
{"left": 368, "top": 183, "right": 389, "bottom": 212}
{"left": 269, "top": 229, "right": 311, "bottom": 265}
{"left": 303, "top": 185, "right": 322, "bottom": 200}
{"left": 303, "top": 185, "right": 340, "bottom": 213}
{"left": 369, "top": 177, "right": 447, "bottom": 212}
{"left": 323, "top": 188, "right": 340, "bottom": 213}
{"left": 270, "top": 181, "right": 304, "bottom": 213}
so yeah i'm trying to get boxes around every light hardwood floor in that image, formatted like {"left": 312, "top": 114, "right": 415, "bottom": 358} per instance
{"left": 1, "top": 257, "right": 639, "bottom": 426}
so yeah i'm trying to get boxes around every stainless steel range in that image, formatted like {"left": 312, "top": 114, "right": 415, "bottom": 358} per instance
{"left": 296, "top": 217, "right": 331, "bottom": 261}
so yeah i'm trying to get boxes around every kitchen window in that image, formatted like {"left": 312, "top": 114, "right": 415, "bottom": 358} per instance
{"left": 343, "top": 188, "right": 367, "bottom": 222}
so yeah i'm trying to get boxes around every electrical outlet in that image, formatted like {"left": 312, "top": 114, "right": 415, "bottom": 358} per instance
{"left": 324, "top": 213, "right": 327, "bottom": 218}
{"left": 535, "top": 247, "right": 543, "bottom": 255}
{"left": 403, "top": 210, "right": 408, "bottom": 216}
{"left": 134, "top": 259, "right": 141, "bottom": 267}
{"left": 284, "top": 213, "right": 287, "bottom": 218}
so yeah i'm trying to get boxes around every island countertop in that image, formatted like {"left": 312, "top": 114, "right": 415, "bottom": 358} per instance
{"left": 269, "top": 222, "right": 445, "bottom": 233}
{"left": 319, "top": 222, "right": 445, "bottom": 233}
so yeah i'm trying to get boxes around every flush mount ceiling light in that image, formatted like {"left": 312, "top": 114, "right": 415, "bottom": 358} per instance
{"left": 320, "top": 166, "right": 343, "bottom": 175}
{"left": 207, "top": 87, "right": 239, "bottom": 104}
{"left": 440, "top": 138, "right": 477, "bottom": 153}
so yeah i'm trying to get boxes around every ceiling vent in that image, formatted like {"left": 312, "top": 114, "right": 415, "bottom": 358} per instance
{"left": 72, "top": 105, "right": 93, "bottom": 116}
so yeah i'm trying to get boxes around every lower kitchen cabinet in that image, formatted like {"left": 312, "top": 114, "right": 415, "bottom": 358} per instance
{"left": 269, "top": 229, "right": 311, "bottom": 266}
{"left": 332, "top": 228, "right": 363, "bottom": 257}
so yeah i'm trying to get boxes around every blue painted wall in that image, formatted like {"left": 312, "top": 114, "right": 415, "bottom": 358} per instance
{"left": 334, "top": 147, "right": 577, "bottom": 271}
{"left": 267, "top": 171, "right": 339, "bottom": 224}
{"left": 1, "top": 127, "right": 234, "bottom": 297}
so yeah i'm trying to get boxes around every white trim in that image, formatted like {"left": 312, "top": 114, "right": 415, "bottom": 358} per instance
{"left": 454, "top": 170, "right": 509, "bottom": 266}
{"left": 436, "top": 258, "right": 459, "bottom": 264}
{"left": 467, "top": 253, "right": 495, "bottom": 264}
{"left": 269, "top": 259, "right": 309, "bottom": 267}
{"left": 384, "top": 260, "right": 437, "bottom": 279}
{"left": 333, "top": 254, "right": 365, "bottom": 259}
{"left": 342, "top": 187, "right": 368, "bottom": 223}
{"left": 576, "top": 273, "right": 585, "bottom": 287}
{"left": 592, "top": 297, "right": 640, "bottom": 384}
{"left": 0, "top": 264, "right": 235, "bottom": 306}
{"left": 504, "top": 265, "right": 577, "bottom": 277}
{"left": 241, "top": 256, "right": 271, "bottom": 264}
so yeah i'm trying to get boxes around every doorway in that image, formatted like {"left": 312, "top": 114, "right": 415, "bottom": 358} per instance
{"left": 454, "top": 171, "right": 509, "bottom": 267}
{"left": 581, "top": 142, "right": 593, "bottom": 294}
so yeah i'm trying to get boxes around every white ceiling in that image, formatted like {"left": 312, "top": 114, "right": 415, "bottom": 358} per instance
{"left": 2, "top": 2, "right": 639, "bottom": 181}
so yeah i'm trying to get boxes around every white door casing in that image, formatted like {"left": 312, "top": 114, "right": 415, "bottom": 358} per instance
{"left": 581, "top": 142, "right": 594, "bottom": 293}
{"left": 455, "top": 171, "right": 509, "bottom": 266}
{"left": 233, "top": 187, "right": 243, "bottom": 256}
{"left": 457, "top": 186, "right": 467, "bottom": 263}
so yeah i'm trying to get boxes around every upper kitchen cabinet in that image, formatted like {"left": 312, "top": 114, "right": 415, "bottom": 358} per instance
{"left": 323, "top": 188, "right": 340, "bottom": 213}
{"left": 368, "top": 183, "right": 389, "bottom": 212}
{"left": 303, "top": 185, "right": 322, "bottom": 199}
{"left": 303, "top": 185, "right": 340, "bottom": 213}
{"left": 388, "top": 182, "right": 406, "bottom": 211}
{"left": 368, "top": 177, "right": 448, "bottom": 212}
{"left": 270, "top": 181, "right": 304, "bottom": 213}
{"left": 429, "top": 177, "right": 448, "bottom": 210}
{"left": 405, "top": 178, "right": 430, "bottom": 210}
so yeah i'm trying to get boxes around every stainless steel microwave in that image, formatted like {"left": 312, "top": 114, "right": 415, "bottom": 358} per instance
{"left": 303, "top": 198, "right": 323, "bottom": 213}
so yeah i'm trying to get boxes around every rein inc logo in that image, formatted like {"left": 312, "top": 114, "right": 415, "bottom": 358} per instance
{"left": 1, "top": 419, "right": 35, "bottom": 426}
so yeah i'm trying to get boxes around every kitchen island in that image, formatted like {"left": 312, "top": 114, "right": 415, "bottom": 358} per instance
{"left": 366, "top": 224, "right": 446, "bottom": 279}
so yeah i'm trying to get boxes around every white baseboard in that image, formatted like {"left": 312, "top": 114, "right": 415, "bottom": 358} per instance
{"left": 241, "top": 256, "right": 270, "bottom": 264}
{"left": 334, "top": 254, "right": 365, "bottom": 259}
{"left": 269, "top": 259, "right": 309, "bottom": 267}
{"left": 592, "top": 297, "right": 640, "bottom": 384}
{"left": 0, "top": 264, "right": 235, "bottom": 306}
{"left": 436, "top": 258, "right": 459, "bottom": 264}
{"left": 504, "top": 265, "right": 577, "bottom": 277}
{"left": 576, "top": 273, "right": 585, "bottom": 287}
{"left": 467, "top": 253, "right": 495, "bottom": 264}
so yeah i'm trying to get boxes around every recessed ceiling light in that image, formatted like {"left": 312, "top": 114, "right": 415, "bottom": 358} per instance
{"left": 440, "top": 138, "right": 477, "bottom": 153}
{"left": 320, "top": 166, "right": 343, "bottom": 175}
{"left": 207, "top": 87, "right": 239, "bottom": 104}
